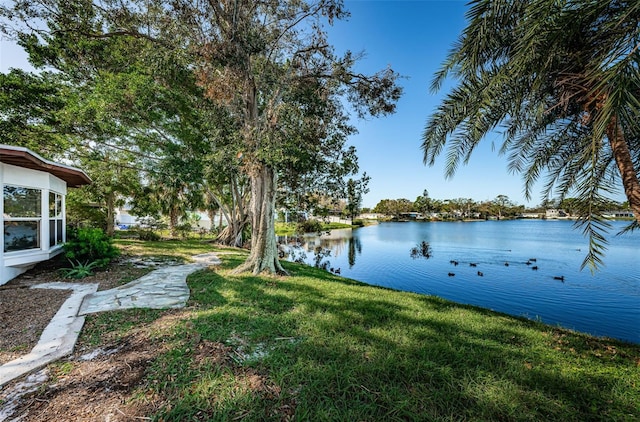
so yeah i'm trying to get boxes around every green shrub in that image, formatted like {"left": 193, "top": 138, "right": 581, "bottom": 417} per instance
{"left": 136, "top": 216, "right": 168, "bottom": 231}
{"left": 64, "top": 227, "right": 120, "bottom": 268}
{"left": 175, "top": 222, "right": 193, "bottom": 238}
{"left": 137, "top": 229, "right": 161, "bottom": 241}
{"left": 65, "top": 191, "right": 108, "bottom": 231}
{"left": 59, "top": 260, "right": 101, "bottom": 279}
{"left": 352, "top": 219, "right": 365, "bottom": 227}
{"left": 296, "top": 219, "right": 323, "bottom": 234}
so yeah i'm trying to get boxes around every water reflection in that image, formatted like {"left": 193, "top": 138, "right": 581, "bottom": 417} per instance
{"left": 278, "top": 228, "right": 359, "bottom": 271}
{"left": 280, "top": 232, "right": 429, "bottom": 270}
{"left": 348, "top": 236, "right": 361, "bottom": 267}
{"left": 409, "top": 240, "right": 433, "bottom": 260}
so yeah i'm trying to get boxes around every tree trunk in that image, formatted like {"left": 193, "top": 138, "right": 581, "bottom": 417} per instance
{"left": 212, "top": 178, "right": 248, "bottom": 247}
{"left": 232, "top": 164, "right": 287, "bottom": 275}
{"left": 105, "top": 191, "right": 115, "bottom": 237}
{"left": 231, "top": 70, "right": 286, "bottom": 274}
{"left": 607, "top": 117, "right": 640, "bottom": 225}
{"left": 216, "top": 215, "right": 247, "bottom": 247}
{"left": 207, "top": 208, "right": 216, "bottom": 232}
{"left": 169, "top": 206, "right": 179, "bottom": 237}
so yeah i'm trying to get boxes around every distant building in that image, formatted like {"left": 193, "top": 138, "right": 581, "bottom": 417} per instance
{"left": 115, "top": 204, "right": 137, "bottom": 228}
{"left": 357, "top": 212, "right": 384, "bottom": 220}
{"left": 398, "top": 212, "right": 423, "bottom": 220}
{"left": 519, "top": 212, "right": 542, "bottom": 219}
{"left": 115, "top": 204, "right": 221, "bottom": 231}
{"left": 603, "top": 210, "right": 635, "bottom": 219}
{"left": 545, "top": 209, "right": 568, "bottom": 219}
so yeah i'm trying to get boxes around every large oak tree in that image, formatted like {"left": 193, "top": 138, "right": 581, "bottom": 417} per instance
{"left": 180, "top": 0, "right": 402, "bottom": 274}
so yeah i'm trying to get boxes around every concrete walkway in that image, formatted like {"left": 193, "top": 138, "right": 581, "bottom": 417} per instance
{"left": 78, "top": 263, "right": 197, "bottom": 315}
{"left": 0, "top": 252, "right": 221, "bottom": 388}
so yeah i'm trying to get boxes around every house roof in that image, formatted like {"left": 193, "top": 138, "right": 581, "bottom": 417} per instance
{"left": 0, "top": 144, "right": 91, "bottom": 187}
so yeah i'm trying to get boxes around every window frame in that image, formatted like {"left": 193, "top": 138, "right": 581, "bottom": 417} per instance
{"left": 49, "top": 191, "right": 64, "bottom": 247}
{"left": 3, "top": 185, "right": 43, "bottom": 253}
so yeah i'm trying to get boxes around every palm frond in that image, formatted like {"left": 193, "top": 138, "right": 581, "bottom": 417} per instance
{"left": 617, "top": 220, "right": 639, "bottom": 235}
{"left": 423, "top": 0, "right": 640, "bottom": 269}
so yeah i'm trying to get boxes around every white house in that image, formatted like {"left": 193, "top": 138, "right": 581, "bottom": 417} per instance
{"left": 1, "top": 145, "right": 91, "bottom": 285}
{"left": 519, "top": 212, "right": 542, "bottom": 219}
{"left": 545, "top": 209, "right": 568, "bottom": 219}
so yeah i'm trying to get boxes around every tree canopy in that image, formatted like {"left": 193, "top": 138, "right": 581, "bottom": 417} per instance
{"left": 1, "top": 0, "right": 401, "bottom": 274}
{"left": 0, "top": 69, "right": 69, "bottom": 156}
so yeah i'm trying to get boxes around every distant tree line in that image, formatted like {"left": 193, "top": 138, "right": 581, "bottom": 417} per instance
{"left": 369, "top": 192, "right": 631, "bottom": 220}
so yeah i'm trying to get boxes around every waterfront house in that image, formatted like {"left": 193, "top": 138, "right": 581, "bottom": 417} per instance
{"left": 545, "top": 209, "right": 568, "bottom": 219}
{"left": 519, "top": 212, "right": 543, "bottom": 219}
{"left": 357, "top": 212, "right": 384, "bottom": 220}
{"left": 1, "top": 145, "right": 91, "bottom": 285}
{"left": 398, "top": 212, "right": 424, "bottom": 221}
{"left": 603, "top": 210, "right": 635, "bottom": 219}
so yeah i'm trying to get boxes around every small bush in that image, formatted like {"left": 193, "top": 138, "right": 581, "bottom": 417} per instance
{"left": 60, "top": 260, "right": 101, "bottom": 279}
{"left": 175, "top": 222, "right": 193, "bottom": 238}
{"left": 137, "top": 229, "right": 161, "bottom": 241}
{"left": 296, "top": 219, "right": 323, "bottom": 234}
{"left": 64, "top": 227, "right": 120, "bottom": 268}
{"left": 352, "top": 219, "right": 365, "bottom": 227}
{"left": 136, "top": 216, "right": 167, "bottom": 230}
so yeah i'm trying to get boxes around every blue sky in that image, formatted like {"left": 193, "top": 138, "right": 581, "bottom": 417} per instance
{"left": 326, "top": 0, "right": 549, "bottom": 208}
{"left": 0, "top": 1, "right": 626, "bottom": 209}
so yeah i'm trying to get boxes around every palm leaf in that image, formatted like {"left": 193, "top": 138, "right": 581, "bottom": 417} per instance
{"left": 423, "top": 0, "right": 640, "bottom": 270}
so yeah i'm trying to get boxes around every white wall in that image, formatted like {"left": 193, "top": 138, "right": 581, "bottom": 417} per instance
{"left": 1, "top": 163, "right": 67, "bottom": 285}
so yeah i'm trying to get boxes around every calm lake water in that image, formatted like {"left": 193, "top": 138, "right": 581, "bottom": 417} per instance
{"left": 281, "top": 220, "right": 640, "bottom": 344}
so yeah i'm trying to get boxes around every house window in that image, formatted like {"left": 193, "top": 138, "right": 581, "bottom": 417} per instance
{"left": 3, "top": 185, "right": 42, "bottom": 252}
{"left": 49, "top": 192, "right": 63, "bottom": 247}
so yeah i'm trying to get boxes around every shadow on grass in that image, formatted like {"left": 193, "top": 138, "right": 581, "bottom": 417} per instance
{"left": 147, "top": 262, "right": 640, "bottom": 421}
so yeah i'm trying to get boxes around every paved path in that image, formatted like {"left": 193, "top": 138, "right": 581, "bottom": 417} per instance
{"left": 78, "top": 263, "right": 198, "bottom": 314}
{"left": 0, "top": 252, "right": 221, "bottom": 388}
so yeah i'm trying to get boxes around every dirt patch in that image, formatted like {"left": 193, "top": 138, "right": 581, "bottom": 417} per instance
{"left": 0, "top": 288, "right": 71, "bottom": 364}
{"left": 4, "top": 322, "right": 166, "bottom": 421}
{"left": 0, "top": 256, "right": 151, "bottom": 365}
{"left": 2, "top": 311, "right": 296, "bottom": 421}
{"left": 188, "top": 340, "right": 296, "bottom": 421}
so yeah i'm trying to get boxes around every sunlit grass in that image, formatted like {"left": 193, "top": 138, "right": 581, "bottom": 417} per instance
{"left": 114, "top": 238, "right": 232, "bottom": 262}
{"left": 80, "top": 241, "right": 640, "bottom": 421}
{"left": 275, "top": 222, "right": 353, "bottom": 235}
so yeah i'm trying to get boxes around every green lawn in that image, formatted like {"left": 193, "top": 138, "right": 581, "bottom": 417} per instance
{"left": 82, "top": 239, "right": 640, "bottom": 421}
{"left": 275, "top": 222, "right": 354, "bottom": 235}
